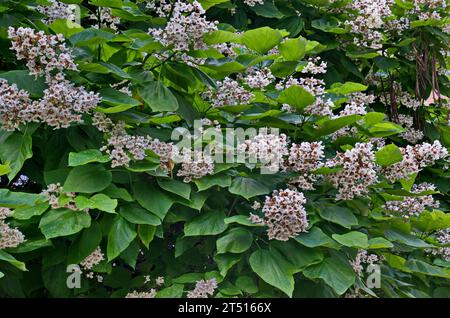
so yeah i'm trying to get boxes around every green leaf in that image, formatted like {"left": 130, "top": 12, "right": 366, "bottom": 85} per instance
{"left": 214, "top": 253, "right": 241, "bottom": 277}
{"left": 67, "top": 222, "right": 103, "bottom": 264}
{"left": 7, "top": 238, "right": 52, "bottom": 253}
{"left": 0, "top": 132, "right": 33, "bottom": 181}
{"left": 138, "top": 81, "right": 179, "bottom": 112}
{"left": 278, "top": 37, "right": 306, "bottom": 61}
{"left": 0, "top": 189, "right": 46, "bottom": 208}
{"left": 367, "top": 122, "right": 405, "bottom": 137}
{"left": 249, "top": 249, "right": 295, "bottom": 297}
{"left": 69, "top": 28, "right": 114, "bottom": 46}
{"left": 0, "top": 70, "right": 46, "bottom": 98}
{"left": 368, "top": 237, "right": 394, "bottom": 249}
{"left": 0, "top": 250, "right": 27, "bottom": 271}
{"left": 63, "top": 165, "right": 112, "bottom": 193}
{"left": 68, "top": 149, "right": 110, "bottom": 166}
{"left": 303, "top": 256, "right": 356, "bottom": 295}
{"left": 204, "top": 30, "right": 240, "bottom": 45}
{"left": 311, "top": 115, "right": 361, "bottom": 137}
{"left": 384, "top": 229, "right": 432, "bottom": 248}
{"left": 133, "top": 181, "right": 174, "bottom": 220}
{"left": 327, "top": 82, "right": 368, "bottom": 95}
{"left": 277, "top": 85, "right": 315, "bottom": 111}
{"left": 216, "top": 228, "right": 253, "bottom": 254}
{"left": 194, "top": 174, "right": 232, "bottom": 191}
{"left": 198, "top": 0, "right": 229, "bottom": 10}
{"left": 412, "top": 210, "right": 450, "bottom": 232}
{"left": 332, "top": 231, "right": 369, "bottom": 249}
{"left": 0, "top": 163, "right": 11, "bottom": 176}
{"left": 184, "top": 210, "right": 228, "bottom": 236}
{"left": 39, "top": 209, "right": 91, "bottom": 239}
{"left": 318, "top": 204, "right": 358, "bottom": 229}
{"left": 13, "top": 203, "right": 49, "bottom": 220}
{"left": 224, "top": 215, "right": 263, "bottom": 227}
{"left": 229, "top": 177, "right": 270, "bottom": 200}
{"left": 240, "top": 27, "right": 283, "bottom": 54}
{"left": 156, "top": 284, "right": 185, "bottom": 298}
{"left": 157, "top": 178, "right": 191, "bottom": 200}
{"left": 375, "top": 144, "right": 403, "bottom": 166}
{"left": 405, "top": 259, "right": 450, "bottom": 278}
{"left": 107, "top": 216, "right": 137, "bottom": 261}
{"left": 295, "top": 227, "right": 338, "bottom": 248}
{"left": 49, "top": 19, "right": 83, "bottom": 38}
{"left": 138, "top": 224, "right": 156, "bottom": 249}
{"left": 119, "top": 204, "right": 161, "bottom": 226}
{"left": 75, "top": 194, "right": 118, "bottom": 213}
{"left": 272, "top": 240, "right": 324, "bottom": 273}
{"left": 99, "top": 88, "right": 139, "bottom": 107}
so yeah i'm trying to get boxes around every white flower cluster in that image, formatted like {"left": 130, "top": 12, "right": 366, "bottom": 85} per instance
{"left": 90, "top": 7, "right": 120, "bottom": 31}
{"left": 100, "top": 122, "right": 176, "bottom": 170}
{"left": 8, "top": 27, "right": 77, "bottom": 79}
{"left": 301, "top": 57, "right": 327, "bottom": 75}
{"left": 243, "top": 0, "right": 265, "bottom": 6}
{"left": 399, "top": 92, "right": 421, "bottom": 110}
{"left": 331, "top": 92, "right": 376, "bottom": 140}
{"left": 187, "top": 278, "right": 218, "bottom": 298}
{"left": 325, "top": 142, "right": 378, "bottom": 200}
{"left": 0, "top": 79, "right": 33, "bottom": 131}
{"left": 427, "top": 228, "right": 450, "bottom": 261}
{"left": 285, "top": 142, "right": 325, "bottom": 190}
{"left": 202, "top": 77, "right": 254, "bottom": 107}
{"left": 344, "top": 0, "right": 394, "bottom": 49}
{"left": 176, "top": 149, "right": 214, "bottom": 183}
{"left": 41, "top": 183, "right": 84, "bottom": 211}
{"left": 36, "top": 78, "right": 100, "bottom": 129}
{"left": 409, "top": 0, "right": 447, "bottom": 21}
{"left": 0, "top": 207, "right": 26, "bottom": 250}
{"left": 238, "top": 131, "right": 289, "bottom": 173}
{"left": 80, "top": 247, "right": 105, "bottom": 270}
{"left": 350, "top": 250, "right": 380, "bottom": 276}
{"left": 148, "top": 1, "right": 218, "bottom": 51}
{"left": 125, "top": 289, "right": 157, "bottom": 298}
{"left": 384, "top": 183, "right": 439, "bottom": 218}
{"left": 37, "top": 0, "right": 76, "bottom": 24}
{"left": 6, "top": 27, "right": 101, "bottom": 130}
{"left": 383, "top": 141, "right": 448, "bottom": 182}
{"left": 242, "top": 67, "right": 275, "bottom": 90}
{"left": 251, "top": 188, "right": 309, "bottom": 241}
{"left": 397, "top": 114, "right": 424, "bottom": 144}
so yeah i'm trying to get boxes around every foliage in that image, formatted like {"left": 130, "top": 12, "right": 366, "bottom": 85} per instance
{"left": 0, "top": 0, "right": 449, "bottom": 298}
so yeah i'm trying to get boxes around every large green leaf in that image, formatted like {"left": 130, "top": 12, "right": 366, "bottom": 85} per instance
{"left": 107, "top": 216, "right": 137, "bottom": 261}
{"left": 119, "top": 203, "right": 161, "bottom": 226}
{"left": 0, "top": 132, "right": 33, "bottom": 181}
{"left": 228, "top": 177, "right": 270, "bottom": 200}
{"left": 67, "top": 222, "right": 103, "bottom": 264}
{"left": 249, "top": 248, "right": 295, "bottom": 297}
{"left": 375, "top": 144, "right": 403, "bottom": 166}
{"left": 240, "top": 27, "right": 283, "bottom": 54}
{"left": 278, "top": 37, "right": 306, "bottom": 61}
{"left": 332, "top": 231, "right": 369, "bottom": 249}
{"left": 0, "top": 250, "right": 27, "bottom": 271}
{"left": 68, "top": 149, "right": 110, "bottom": 167}
{"left": 317, "top": 204, "right": 358, "bottom": 229}
{"left": 63, "top": 165, "right": 112, "bottom": 193}
{"left": 277, "top": 85, "right": 315, "bottom": 111}
{"left": 138, "top": 81, "right": 179, "bottom": 112}
{"left": 216, "top": 228, "right": 253, "bottom": 254}
{"left": 184, "top": 210, "right": 228, "bottom": 236}
{"left": 39, "top": 209, "right": 91, "bottom": 239}
{"left": 303, "top": 256, "right": 356, "bottom": 295}
{"left": 133, "top": 181, "right": 174, "bottom": 220}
